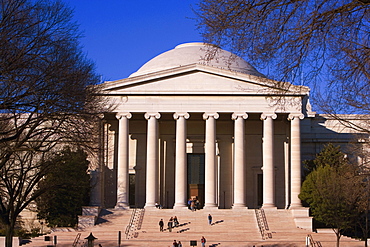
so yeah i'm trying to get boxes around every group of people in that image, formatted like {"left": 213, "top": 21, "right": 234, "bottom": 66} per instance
{"left": 171, "top": 237, "right": 206, "bottom": 247}
{"left": 172, "top": 239, "right": 183, "bottom": 247}
{"left": 159, "top": 216, "right": 180, "bottom": 232}
{"left": 188, "top": 197, "right": 200, "bottom": 211}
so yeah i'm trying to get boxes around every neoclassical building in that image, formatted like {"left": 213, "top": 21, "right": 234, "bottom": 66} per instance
{"left": 91, "top": 43, "right": 368, "bottom": 216}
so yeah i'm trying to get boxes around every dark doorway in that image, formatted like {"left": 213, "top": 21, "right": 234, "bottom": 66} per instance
{"left": 129, "top": 174, "right": 136, "bottom": 207}
{"left": 187, "top": 153, "right": 205, "bottom": 208}
{"left": 257, "top": 173, "right": 263, "bottom": 207}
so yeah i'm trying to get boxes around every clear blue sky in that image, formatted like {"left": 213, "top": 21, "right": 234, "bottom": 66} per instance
{"left": 63, "top": 0, "right": 202, "bottom": 81}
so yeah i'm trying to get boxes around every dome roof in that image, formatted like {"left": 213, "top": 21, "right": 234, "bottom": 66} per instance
{"left": 129, "top": 42, "right": 265, "bottom": 78}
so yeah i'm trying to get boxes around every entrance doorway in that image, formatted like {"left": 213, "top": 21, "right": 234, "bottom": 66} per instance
{"left": 187, "top": 153, "right": 205, "bottom": 208}
{"left": 129, "top": 174, "right": 136, "bottom": 207}
{"left": 257, "top": 173, "right": 263, "bottom": 207}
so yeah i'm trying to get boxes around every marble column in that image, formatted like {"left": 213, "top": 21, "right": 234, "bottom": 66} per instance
{"left": 288, "top": 113, "right": 304, "bottom": 208}
{"left": 260, "top": 113, "right": 277, "bottom": 208}
{"left": 173, "top": 112, "right": 190, "bottom": 209}
{"left": 203, "top": 112, "right": 219, "bottom": 208}
{"left": 115, "top": 112, "right": 132, "bottom": 209}
{"left": 144, "top": 112, "right": 161, "bottom": 208}
{"left": 232, "top": 112, "right": 248, "bottom": 208}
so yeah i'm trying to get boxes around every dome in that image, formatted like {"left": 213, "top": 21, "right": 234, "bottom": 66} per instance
{"left": 129, "top": 42, "right": 265, "bottom": 78}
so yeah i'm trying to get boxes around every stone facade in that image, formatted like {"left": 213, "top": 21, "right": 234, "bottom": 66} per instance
{"left": 91, "top": 43, "right": 369, "bottom": 216}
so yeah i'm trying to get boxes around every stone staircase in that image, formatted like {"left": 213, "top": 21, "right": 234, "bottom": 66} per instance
{"left": 23, "top": 208, "right": 363, "bottom": 247}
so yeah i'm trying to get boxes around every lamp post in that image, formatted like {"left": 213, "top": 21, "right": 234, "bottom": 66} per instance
{"left": 85, "top": 232, "right": 97, "bottom": 247}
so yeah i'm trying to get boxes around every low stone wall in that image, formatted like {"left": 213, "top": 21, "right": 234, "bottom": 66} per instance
{"left": 291, "top": 207, "right": 313, "bottom": 231}
{"left": 78, "top": 206, "right": 101, "bottom": 229}
{"left": 0, "top": 237, "right": 20, "bottom": 247}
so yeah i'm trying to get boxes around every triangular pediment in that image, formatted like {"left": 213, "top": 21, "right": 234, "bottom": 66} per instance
{"left": 101, "top": 64, "right": 309, "bottom": 96}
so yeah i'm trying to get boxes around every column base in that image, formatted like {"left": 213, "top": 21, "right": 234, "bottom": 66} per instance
{"left": 173, "top": 205, "right": 189, "bottom": 210}
{"left": 204, "top": 203, "right": 218, "bottom": 209}
{"left": 115, "top": 203, "right": 130, "bottom": 210}
{"left": 144, "top": 203, "right": 156, "bottom": 209}
{"left": 232, "top": 203, "right": 248, "bottom": 209}
{"left": 289, "top": 203, "right": 303, "bottom": 209}
{"left": 262, "top": 203, "right": 277, "bottom": 210}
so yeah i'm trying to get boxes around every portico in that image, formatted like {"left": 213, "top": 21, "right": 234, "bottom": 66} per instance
{"left": 95, "top": 43, "right": 312, "bottom": 211}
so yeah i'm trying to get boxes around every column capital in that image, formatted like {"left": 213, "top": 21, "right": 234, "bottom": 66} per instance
{"left": 115, "top": 112, "right": 132, "bottom": 120}
{"left": 203, "top": 112, "right": 219, "bottom": 120}
{"left": 232, "top": 112, "right": 248, "bottom": 120}
{"left": 288, "top": 113, "right": 304, "bottom": 121}
{"left": 144, "top": 112, "right": 161, "bottom": 120}
{"left": 173, "top": 112, "right": 190, "bottom": 120}
{"left": 260, "top": 113, "right": 277, "bottom": 120}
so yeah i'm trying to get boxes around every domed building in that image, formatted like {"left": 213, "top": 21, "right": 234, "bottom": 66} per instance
{"left": 92, "top": 43, "right": 368, "bottom": 230}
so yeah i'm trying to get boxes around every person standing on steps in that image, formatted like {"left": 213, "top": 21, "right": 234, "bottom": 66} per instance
{"left": 178, "top": 240, "right": 182, "bottom": 247}
{"left": 159, "top": 219, "right": 164, "bottom": 232}
{"left": 201, "top": 236, "right": 206, "bottom": 247}
{"left": 169, "top": 216, "right": 174, "bottom": 228}
{"left": 168, "top": 219, "right": 173, "bottom": 232}
{"left": 174, "top": 216, "right": 179, "bottom": 227}
{"left": 190, "top": 200, "right": 195, "bottom": 211}
{"left": 208, "top": 214, "right": 212, "bottom": 225}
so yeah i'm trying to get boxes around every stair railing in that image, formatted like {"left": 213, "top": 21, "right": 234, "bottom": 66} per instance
{"left": 260, "top": 208, "right": 269, "bottom": 231}
{"left": 125, "top": 208, "right": 137, "bottom": 238}
{"left": 307, "top": 234, "right": 322, "bottom": 247}
{"left": 72, "top": 233, "right": 81, "bottom": 247}
{"left": 125, "top": 207, "right": 145, "bottom": 239}
{"left": 137, "top": 208, "right": 145, "bottom": 230}
{"left": 255, "top": 209, "right": 272, "bottom": 240}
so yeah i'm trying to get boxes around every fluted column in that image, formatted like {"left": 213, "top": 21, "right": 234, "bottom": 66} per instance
{"left": 173, "top": 112, "right": 190, "bottom": 209}
{"left": 260, "top": 113, "right": 277, "bottom": 208}
{"left": 203, "top": 112, "right": 219, "bottom": 209}
{"left": 288, "top": 113, "right": 304, "bottom": 208}
{"left": 232, "top": 112, "right": 248, "bottom": 208}
{"left": 144, "top": 112, "right": 161, "bottom": 208}
{"left": 115, "top": 112, "right": 132, "bottom": 208}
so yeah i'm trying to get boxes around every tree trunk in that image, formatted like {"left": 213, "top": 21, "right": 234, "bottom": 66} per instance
{"left": 5, "top": 221, "right": 15, "bottom": 247}
{"left": 335, "top": 230, "right": 342, "bottom": 247}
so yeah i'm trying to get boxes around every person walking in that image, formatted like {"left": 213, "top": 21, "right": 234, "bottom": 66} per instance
{"left": 178, "top": 240, "right": 182, "bottom": 247}
{"left": 172, "top": 240, "right": 178, "bottom": 247}
{"left": 208, "top": 214, "right": 212, "bottom": 225}
{"left": 159, "top": 219, "right": 164, "bottom": 232}
{"left": 201, "top": 236, "right": 206, "bottom": 247}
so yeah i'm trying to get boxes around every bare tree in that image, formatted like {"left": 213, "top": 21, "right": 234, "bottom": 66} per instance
{"left": 196, "top": 0, "right": 370, "bottom": 132}
{"left": 0, "top": 0, "right": 105, "bottom": 246}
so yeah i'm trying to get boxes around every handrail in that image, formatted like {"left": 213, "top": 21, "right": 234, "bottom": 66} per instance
{"left": 72, "top": 232, "right": 81, "bottom": 247}
{"left": 255, "top": 209, "right": 272, "bottom": 240}
{"left": 307, "top": 234, "right": 322, "bottom": 247}
{"left": 125, "top": 208, "right": 137, "bottom": 238}
{"left": 137, "top": 208, "right": 145, "bottom": 230}
{"left": 260, "top": 208, "right": 269, "bottom": 230}
{"left": 125, "top": 207, "right": 145, "bottom": 239}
